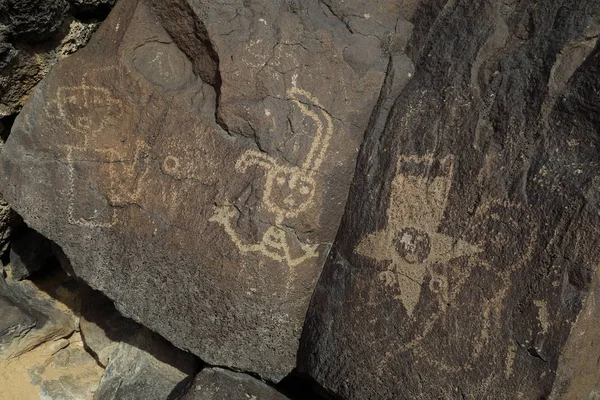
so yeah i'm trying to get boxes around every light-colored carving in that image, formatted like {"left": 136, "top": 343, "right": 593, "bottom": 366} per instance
{"left": 355, "top": 154, "right": 482, "bottom": 317}
{"left": 210, "top": 204, "right": 319, "bottom": 268}
{"left": 55, "top": 67, "right": 153, "bottom": 228}
{"left": 65, "top": 140, "right": 150, "bottom": 228}
{"left": 55, "top": 68, "right": 124, "bottom": 146}
{"left": 211, "top": 79, "right": 332, "bottom": 266}
{"left": 66, "top": 145, "right": 118, "bottom": 228}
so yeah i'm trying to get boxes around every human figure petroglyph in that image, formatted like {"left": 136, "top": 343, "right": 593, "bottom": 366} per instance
{"left": 56, "top": 67, "right": 151, "bottom": 228}
{"left": 355, "top": 155, "right": 482, "bottom": 317}
{"left": 210, "top": 204, "right": 319, "bottom": 268}
{"left": 211, "top": 80, "right": 333, "bottom": 265}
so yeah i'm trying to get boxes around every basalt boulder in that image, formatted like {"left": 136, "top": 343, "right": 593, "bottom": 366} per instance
{"left": 181, "top": 368, "right": 289, "bottom": 400}
{"left": 299, "top": 0, "right": 600, "bottom": 398}
{"left": 0, "top": 0, "right": 407, "bottom": 380}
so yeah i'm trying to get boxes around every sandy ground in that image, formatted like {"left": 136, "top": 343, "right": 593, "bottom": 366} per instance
{"left": 0, "top": 332, "right": 104, "bottom": 400}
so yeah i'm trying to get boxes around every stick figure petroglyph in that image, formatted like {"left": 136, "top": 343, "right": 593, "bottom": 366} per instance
{"left": 355, "top": 154, "right": 482, "bottom": 317}
{"left": 210, "top": 81, "right": 333, "bottom": 267}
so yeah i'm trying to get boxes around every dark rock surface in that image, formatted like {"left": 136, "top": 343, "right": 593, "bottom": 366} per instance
{"left": 299, "top": 1, "right": 600, "bottom": 399}
{"left": 181, "top": 368, "right": 289, "bottom": 400}
{"left": 94, "top": 328, "right": 201, "bottom": 400}
{"left": 79, "top": 286, "right": 139, "bottom": 367}
{"left": 0, "top": 0, "right": 399, "bottom": 380}
{"left": 1, "top": 0, "right": 600, "bottom": 397}
{"left": 7, "top": 226, "right": 56, "bottom": 280}
{"left": 0, "top": 0, "right": 115, "bottom": 118}
{"left": 0, "top": 0, "right": 70, "bottom": 43}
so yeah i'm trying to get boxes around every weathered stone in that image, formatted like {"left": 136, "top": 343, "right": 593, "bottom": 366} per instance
{"left": 0, "top": 332, "right": 104, "bottom": 400}
{"left": 27, "top": 333, "right": 104, "bottom": 400}
{"left": 0, "top": 197, "right": 15, "bottom": 257}
{"left": 0, "top": 0, "right": 396, "bottom": 380}
{"left": 79, "top": 286, "right": 139, "bottom": 366}
{"left": 94, "top": 328, "right": 201, "bottom": 400}
{"left": 0, "top": 17, "right": 100, "bottom": 117}
{"left": 299, "top": 1, "right": 600, "bottom": 399}
{"left": 0, "top": 272, "right": 78, "bottom": 360}
{"left": 182, "top": 368, "right": 289, "bottom": 400}
{"left": 550, "top": 265, "right": 600, "bottom": 399}
{"left": 0, "top": 295, "right": 36, "bottom": 354}
{"left": 6, "top": 226, "right": 55, "bottom": 280}
{"left": 0, "top": 0, "right": 69, "bottom": 43}
{"left": 69, "top": 0, "right": 116, "bottom": 16}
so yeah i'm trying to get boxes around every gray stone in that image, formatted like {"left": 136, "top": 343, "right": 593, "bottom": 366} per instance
{"left": 0, "top": 197, "right": 15, "bottom": 258}
{"left": 94, "top": 328, "right": 201, "bottom": 400}
{"left": 79, "top": 286, "right": 139, "bottom": 366}
{"left": 27, "top": 333, "right": 104, "bottom": 400}
{"left": 0, "top": 296, "right": 36, "bottom": 354}
{"left": 182, "top": 368, "right": 289, "bottom": 400}
{"left": 0, "top": 271, "right": 77, "bottom": 360}
{"left": 298, "top": 1, "right": 600, "bottom": 399}
{"left": 0, "top": 0, "right": 395, "bottom": 380}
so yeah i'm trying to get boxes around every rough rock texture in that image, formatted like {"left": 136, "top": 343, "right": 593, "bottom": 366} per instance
{"left": 0, "top": 332, "right": 104, "bottom": 400}
{"left": 299, "top": 1, "right": 600, "bottom": 399}
{"left": 79, "top": 286, "right": 139, "bottom": 367}
{"left": 0, "top": 0, "right": 113, "bottom": 118}
{"left": 551, "top": 265, "right": 600, "bottom": 400}
{"left": 0, "top": 197, "right": 15, "bottom": 255}
{"left": 94, "top": 328, "right": 201, "bottom": 400}
{"left": 0, "top": 272, "right": 78, "bottom": 360}
{"left": 0, "top": 0, "right": 400, "bottom": 380}
{"left": 0, "top": 0, "right": 70, "bottom": 43}
{"left": 181, "top": 368, "right": 289, "bottom": 400}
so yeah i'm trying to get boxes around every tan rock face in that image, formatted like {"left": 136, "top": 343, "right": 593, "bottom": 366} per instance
{"left": 0, "top": 0, "right": 397, "bottom": 380}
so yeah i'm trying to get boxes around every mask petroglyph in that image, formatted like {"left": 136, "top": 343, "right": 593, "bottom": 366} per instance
{"left": 355, "top": 154, "right": 482, "bottom": 317}
{"left": 211, "top": 79, "right": 333, "bottom": 266}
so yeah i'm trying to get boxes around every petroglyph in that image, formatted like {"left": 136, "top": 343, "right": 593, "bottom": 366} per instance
{"left": 210, "top": 204, "right": 319, "bottom": 268}
{"left": 55, "top": 68, "right": 124, "bottom": 145}
{"left": 211, "top": 79, "right": 333, "bottom": 266}
{"left": 65, "top": 141, "right": 151, "bottom": 228}
{"left": 54, "top": 67, "right": 154, "bottom": 228}
{"left": 355, "top": 155, "right": 482, "bottom": 317}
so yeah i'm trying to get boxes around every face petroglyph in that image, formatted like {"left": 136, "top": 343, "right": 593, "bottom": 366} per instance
{"left": 210, "top": 77, "right": 333, "bottom": 269}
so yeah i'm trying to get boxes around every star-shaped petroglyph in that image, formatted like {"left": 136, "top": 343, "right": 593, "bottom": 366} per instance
{"left": 355, "top": 155, "right": 482, "bottom": 317}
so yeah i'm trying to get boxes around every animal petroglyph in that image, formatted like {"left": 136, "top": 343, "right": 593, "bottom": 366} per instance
{"left": 355, "top": 155, "right": 482, "bottom": 317}
{"left": 211, "top": 81, "right": 333, "bottom": 266}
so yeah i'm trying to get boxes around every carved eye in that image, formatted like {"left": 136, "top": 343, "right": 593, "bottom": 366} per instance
{"left": 299, "top": 184, "right": 311, "bottom": 195}
{"left": 276, "top": 176, "right": 286, "bottom": 186}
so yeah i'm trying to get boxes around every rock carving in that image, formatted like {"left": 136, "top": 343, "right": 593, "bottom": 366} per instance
{"left": 355, "top": 155, "right": 482, "bottom": 317}
{"left": 211, "top": 80, "right": 332, "bottom": 267}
